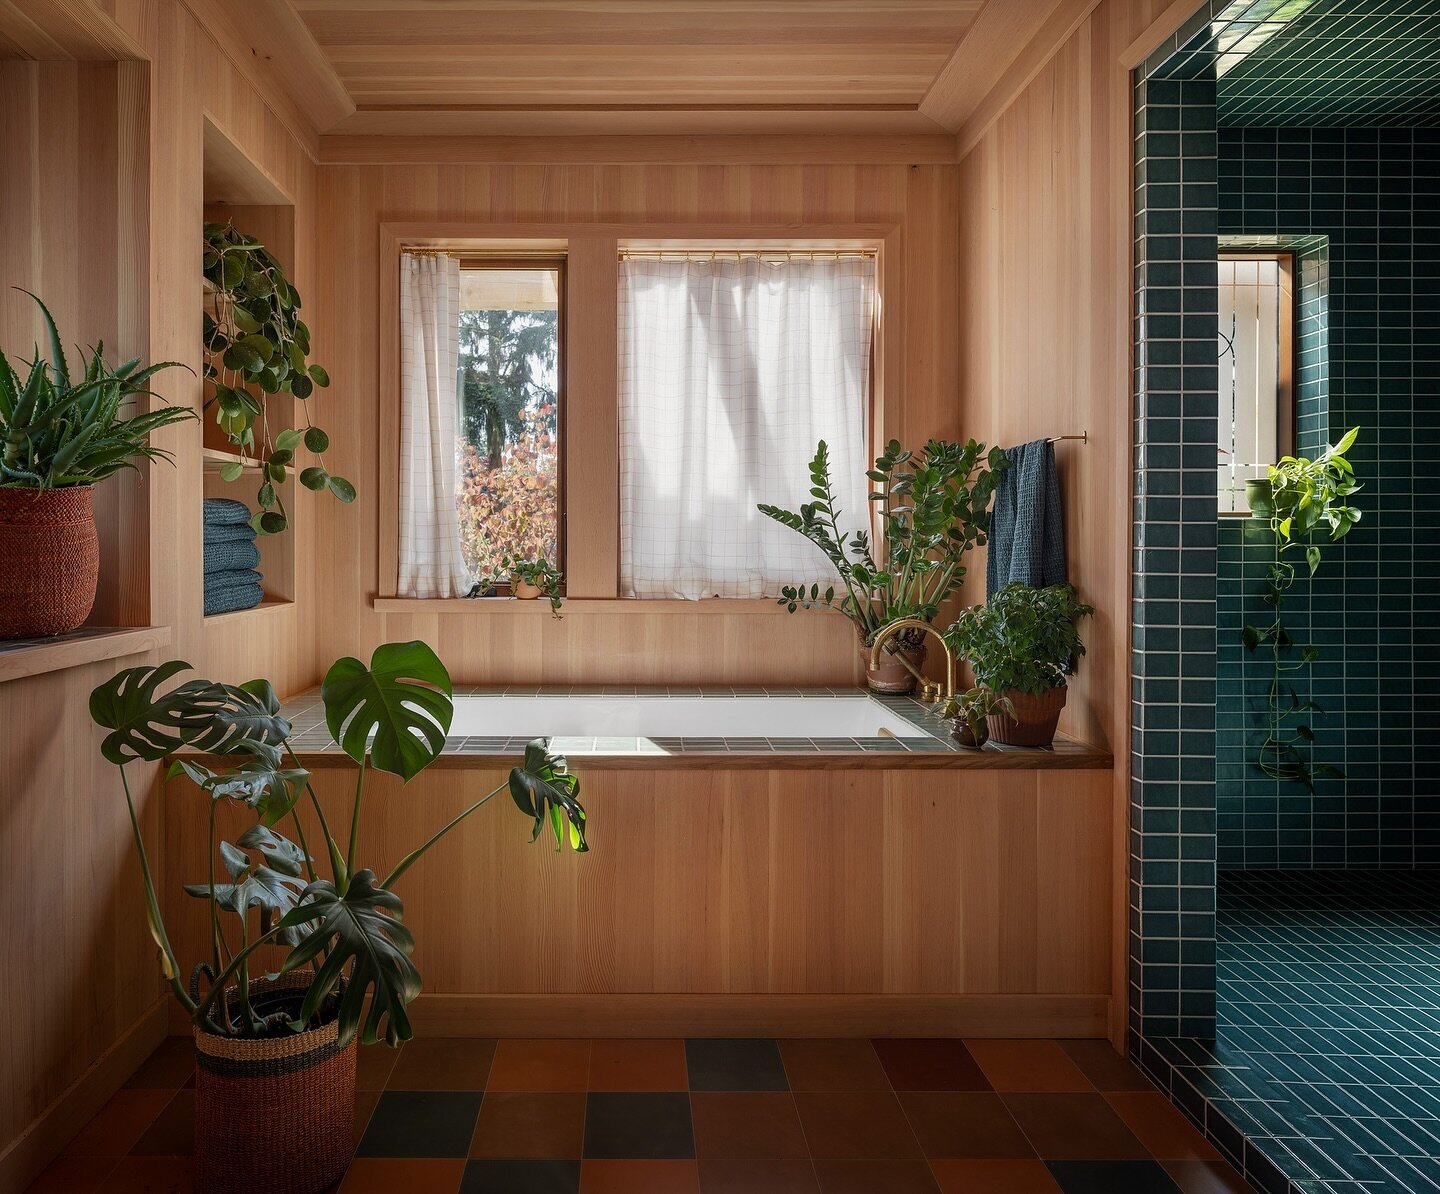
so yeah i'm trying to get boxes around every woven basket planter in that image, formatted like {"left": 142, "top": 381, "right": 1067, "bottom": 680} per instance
{"left": 0, "top": 486, "right": 99, "bottom": 639}
{"left": 193, "top": 974, "right": 357, "bottom": 1194}
{"left": 986, "top": 685, "right": 1068, "bottom": 747}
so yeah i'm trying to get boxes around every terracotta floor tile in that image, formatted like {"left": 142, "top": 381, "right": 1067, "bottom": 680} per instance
{"left": 584, "top": 1092, "right": 694, "bottom": 1160}
{"left": 691, "top": 1093, "right": 808, "bottom": 1159}
{"left": 898, "top": 1092, "right": 1036, "bottom": 1159}
{"left": 812, "top": 1158, "right": 941, "bottom": 1193}
{"left": 129, "top": 1090, "right": 194, "bottom": 1156}
{"left": 460, "top": 1159, "right": 581, "bottom": 1192}
{"left": 589, "top": 1040, "right": 687, "bottom": 1091}
{"left": 23, "top": 1156, "right": 117, "bottom": 1193}
{"left": 929, "top": 1159, "right": 1062, "bottom": 1193}
{"left": 963, "top": 1040, "right": 1093, "bottom": 1092}
{"left": 1058, "top": 1041, "right": 1154, "bottom": 1092}
{"left": 686, "top": 1039, "right": 788, "bottom": 1091}
{"left": 61, "top": 1089, "right": 171, "bottom": 1157}
{"left": 581, "top": 1159, "right": 701, "bottom": 1193}
{"left": 353, "top": 1089, "right": 380, "bottom": 1138}
{"left": 793, "top": 1092, "right": 923, "bottom": 1159}
{"left": 1046, "top": 1159, "right": 1185, "bottom": 1193}
{"left": 124, "top": 1038, "right": 195, "bottom": 1091}
{"left": 358, "top": 1091, "right": 484, "bottom": 1158}
{"left": 778, "top": 1040, "right": 890, "bottom": 1091}
{"left": 389, "top": 1038, "right": 497, "bottom": 1091}
{"left": 1162, "top": 1157, "right": 1253, "bottom": 1194}
{"left": 697, "top": 1159, "right": 819, "bottom": 1194}
{"left": 469, "top": 1092, "right": 586, "bottom": 1158}
{"left": 871, "top": 1039, "right": 990, "bottom": 1092}
{"left": 101, "top": 1156, "right": 195, "bottom": 1193}
{"left": 356, "top": 1042, "right": 402, "bottom": 1092}
{"left": 488, "top": 1039, "right": 592, "bottom": 1092}
{"left": 1105, "top": 1092, "right": 1220, "bottom": 1161}
{"left": 338, "top": 1158, "right": 466, "bottom": 1193}
{"left": 1002, "top": 1094, "right": 1149, "bottom": 1161}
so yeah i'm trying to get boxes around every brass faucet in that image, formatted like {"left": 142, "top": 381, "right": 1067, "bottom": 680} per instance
{"left": 869, "top": 617, "right": 956, "bottom": 707}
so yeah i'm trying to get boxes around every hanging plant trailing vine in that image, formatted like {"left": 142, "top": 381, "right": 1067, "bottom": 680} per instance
{"left": 202, "top": 222, "right": 354, "bottom": 535}
{"left": 1242, "top": 428, "right": 1362, "bottom": 793}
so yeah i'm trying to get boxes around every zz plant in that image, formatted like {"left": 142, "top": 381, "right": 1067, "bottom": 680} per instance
{"left": 90, "top": 640, "right": 586, "bottom": 1045}
{"left": 758, "top": 438, "right": 1007, "bottom": 644}
{"left": 204, "top": 221, "right": 353, "bottom": 535}
{"left": 1242, "top": 428, "right": 1362, "bottom": 793}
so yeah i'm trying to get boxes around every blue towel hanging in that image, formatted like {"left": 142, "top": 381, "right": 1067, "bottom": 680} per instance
{"left": 986, "top": 438, "right": 1068, "bottom": 597}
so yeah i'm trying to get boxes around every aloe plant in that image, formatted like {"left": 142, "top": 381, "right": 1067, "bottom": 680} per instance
{"left": 90, "top": 640, "right": 587, "bottom": 1046}
{"left": 0, "top": 292, "right": 193, "bottom": 488}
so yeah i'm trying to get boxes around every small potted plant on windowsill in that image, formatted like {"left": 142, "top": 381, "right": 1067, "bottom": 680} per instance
{"left": 505, "top": 554, "right": 564, "bottom": 616}
{"left": 945, "top": 686, "right": 1015, "bottom": 750}
{"left": 89, "top": 640, "right": 587, "bottom": 1194}
{"left": 758, "top": 438, "right": 1007, "bottom": 695}
{"left": 945, "top": 582, "right": 1093, "bottom": 747}
{"left": 0, "top": 293, "right": 193, "bottom": 638}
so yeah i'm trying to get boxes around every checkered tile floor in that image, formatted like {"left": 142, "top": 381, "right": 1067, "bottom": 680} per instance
{"left": 29, "top": 1036, "right": 1250, "bottom": 1192}
{"left": 1145, "top": 870, "right": 1440, "bottom": 1194}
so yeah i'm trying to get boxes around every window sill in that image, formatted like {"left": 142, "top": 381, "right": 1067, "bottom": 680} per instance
{"left": 0, "top": 625, "right": 171, "bottom": 685}
{"left": 372, "top": 597, "right": 797, "bottom": 615}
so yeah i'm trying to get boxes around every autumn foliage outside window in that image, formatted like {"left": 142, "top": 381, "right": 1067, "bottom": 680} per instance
{"left": 454, "top": 265, "right": 562, "bottom": 582}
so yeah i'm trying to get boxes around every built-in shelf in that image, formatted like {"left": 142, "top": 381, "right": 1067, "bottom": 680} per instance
{"left": 372, "top": 597, "right": 795, "bottom": 615}
{"left": 0, "top": 625, "right": 171, "bottom": 685}
{"left": 202, "top": 446, "right": 263, "bottom": 473}
{"left": 204, "top": 597, "right": 293, "bottom": 625}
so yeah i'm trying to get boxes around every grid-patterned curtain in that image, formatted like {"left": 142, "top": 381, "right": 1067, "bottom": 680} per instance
{"left": 397, "top": 251, "right": 472, "bottom": 598}
{"left": 618, "top": 255, "right": 875, "bottom": 600}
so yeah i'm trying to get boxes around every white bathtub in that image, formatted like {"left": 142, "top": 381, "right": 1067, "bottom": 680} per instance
{"left": 448, "top": 694, "right": 931, "bottom": 740}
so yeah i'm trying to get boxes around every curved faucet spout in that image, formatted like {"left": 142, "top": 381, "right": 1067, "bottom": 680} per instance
{"left": 869, "top": 617, "right": 956, "bottom": 705}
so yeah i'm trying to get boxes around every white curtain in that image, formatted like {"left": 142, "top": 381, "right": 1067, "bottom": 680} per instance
{"left": 618, "top": 255, "right": 875, "bottom": 599}
{"left": 397, "top": 252, "right": 471, "bottom": 598}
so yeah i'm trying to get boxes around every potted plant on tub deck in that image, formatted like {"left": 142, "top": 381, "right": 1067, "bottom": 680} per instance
{"left": 758, "top": 438, "right": 1007, "bottom": 694}
{"left": 946, "top": 582, "right": 1093, "bottom": 747}
{"left": 89, "top": 640, "right": 588, "bottom": 1194}
{"left": 0, "top": 293, "right": 193, "bottom": 637}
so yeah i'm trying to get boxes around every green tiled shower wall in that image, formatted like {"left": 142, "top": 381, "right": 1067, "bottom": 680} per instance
{"left": 1216, "top": 126, "right": 1440, "bottom": 869}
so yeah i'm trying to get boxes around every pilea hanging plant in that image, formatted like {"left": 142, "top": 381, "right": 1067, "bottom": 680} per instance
{"left": 203, "top": 221, "right": 354, "bottom": 535}
{"left": 1242, "top": 427, "right": 1362, "bottom": 793}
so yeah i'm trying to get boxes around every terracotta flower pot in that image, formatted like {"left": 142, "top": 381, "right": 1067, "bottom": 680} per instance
{"left": 0, "top": 486, "right": 99, "bottom": 638}
{"left": 859, "top": 629, "right": 927, "bottom": 695}
{"left": 193, "top": 976, "right": 356, "bottom": 1194}
{"left": 512, "top": 579, "right": 542, "bottom": 600}
{"left": 986, "top": 685, "right": 1067, "bottom": 747}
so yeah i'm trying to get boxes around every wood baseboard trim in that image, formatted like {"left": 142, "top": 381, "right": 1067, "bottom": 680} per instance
{"left": 406, "top": 993, "right": 1110, "bottom": 1038}
{"left": 0, "top": 997, "right": 168, "bottom": 1194}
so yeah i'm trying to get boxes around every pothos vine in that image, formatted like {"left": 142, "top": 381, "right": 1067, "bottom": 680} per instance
{"left": 1242, "top": 428, "right": 1362, "bottom": 793}
{"left": 202, "top": 222, "right": 354, "bottom": 535}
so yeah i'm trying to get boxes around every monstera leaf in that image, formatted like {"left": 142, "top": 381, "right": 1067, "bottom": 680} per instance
{"left": 277, "top": 871, "right": 420, "bottom": 1046}
{"left": 184, "top": 830, "right": 307, "bottom": 937}
{"left": 509, "top": 739, "right": 588, "bottom": 853}
{"left": 321, "top": 641, "right": 452, "bottom": 781}
{"left": 91, "top": 663, "right": 292, "bottom": 765}
{"left": 168, "top": 740, "right": 308, "bottom": 827}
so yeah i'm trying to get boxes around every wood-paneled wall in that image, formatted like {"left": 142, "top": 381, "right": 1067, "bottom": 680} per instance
{"left": 0, "top": 5, "right": 323, "bottom": 1188}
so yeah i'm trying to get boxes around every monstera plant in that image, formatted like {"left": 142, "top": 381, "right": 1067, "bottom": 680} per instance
{"left": 90, "top": 640, "right": 587, "bottom": 1193}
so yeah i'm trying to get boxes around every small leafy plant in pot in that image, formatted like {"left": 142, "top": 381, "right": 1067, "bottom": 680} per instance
{"left": 759, "top": 438, "right": 1007, "bottom": 694}
{"left": 89, "top": 640, "right": 587, "bottom": 1194}
{"left": 505, "top": 554, "right": 565, "bottom": 616}
{"left": 0, "top": 293, "right": 193, "bottom": 638}
{"left": 945, "top": 583, "right": 1093, "bottom": 747}
{"left": 945, "top": 686, "right": 1015, "bottom": 750}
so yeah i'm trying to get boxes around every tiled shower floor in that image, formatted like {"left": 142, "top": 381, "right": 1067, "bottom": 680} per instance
{"left": 1146, "top": 870, "right": 1440, "bottom": 1194}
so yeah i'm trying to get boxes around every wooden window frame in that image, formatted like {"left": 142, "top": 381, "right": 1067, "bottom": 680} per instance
{"left": 375, "top": 222, "right": 897, "bottom": 612}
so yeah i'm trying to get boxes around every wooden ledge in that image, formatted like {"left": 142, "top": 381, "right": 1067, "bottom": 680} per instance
{"left": 373, "top": 597, "right": 797, "bottom": 615}
{"left": 0, "top": 625, "right": 171, "bottom": 685}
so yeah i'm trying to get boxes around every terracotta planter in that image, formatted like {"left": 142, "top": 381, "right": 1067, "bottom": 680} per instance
{"left": 512, "top": 579, "right": 542, "bottom": 600}
{"left": 987, "top": 685, "right": 1067, "bottom": 747}
{"left": 193, "top": 976, "right": 356, "bottom": 1194}
{"left": 859, "top": 630, "right": 927, "bottom": 695}
{"left": 0, "top": 486, "right": 99, "bottom": 638}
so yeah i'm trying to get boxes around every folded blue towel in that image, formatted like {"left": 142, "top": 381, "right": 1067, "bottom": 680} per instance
{"left": 203, "top": 497, "right": 253, "bottom": 527}
{"left": 204, "top": 581, "right": 264, "bottom": 616}
{"left": 986, "top": 439, "right": 1068, "bottom": 597}
{"left": 203, "top": 522, "right": 257, "bottom": 545}
{"left": 203, "top": 539, "right": 261, "bottom": 575}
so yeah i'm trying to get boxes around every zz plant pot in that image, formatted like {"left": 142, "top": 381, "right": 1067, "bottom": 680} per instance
{"left": 193, "top": 975, "right": 356, "bottom": 1194}
{"left": 859, "top": 631, "right": 927, "bottom": 695}
{"left": 987, "top": 685, "right": 1067, "bottom": 747}
{"left": 0, "top": 486, "right": 99, "bottom": 638}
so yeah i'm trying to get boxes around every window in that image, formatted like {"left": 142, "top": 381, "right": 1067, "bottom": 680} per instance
{"left": 455, "top": 262, "right": 563, "bottom": 584}
{"left": 617, "top": 251, "right": 877, "bottom": 599}
{"left": 1217, "top": 252, "right": 1294, "bottom": 514}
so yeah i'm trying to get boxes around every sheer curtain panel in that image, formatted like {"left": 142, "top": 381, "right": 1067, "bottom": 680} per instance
{"left": 397, "top": 251, "right": 472, "bottom": 598}
{"left": 618, "top": 255, "right": 875, "bottom": 599}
